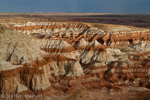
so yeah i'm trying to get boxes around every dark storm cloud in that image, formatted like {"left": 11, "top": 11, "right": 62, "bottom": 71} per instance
{"left": 0, "top": 0, "right": 150, "bottom": 14}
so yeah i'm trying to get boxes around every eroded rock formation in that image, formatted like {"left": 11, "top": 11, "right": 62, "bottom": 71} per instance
{"left": 0, "top": 22, "right": 150, "bottom": 99}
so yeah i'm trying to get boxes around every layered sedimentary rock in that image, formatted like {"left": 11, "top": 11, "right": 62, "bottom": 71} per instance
{"left": 1, "top": 22, "right": 150, "bottom": 99}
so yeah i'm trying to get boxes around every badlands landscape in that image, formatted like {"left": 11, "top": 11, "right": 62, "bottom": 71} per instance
{"left": 1, "top": 13, "right": 150, "bottom": 100}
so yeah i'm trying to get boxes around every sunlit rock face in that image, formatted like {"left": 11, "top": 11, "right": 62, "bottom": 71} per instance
{"left": 0, "top": 22, "right": 150, "bottom": 99}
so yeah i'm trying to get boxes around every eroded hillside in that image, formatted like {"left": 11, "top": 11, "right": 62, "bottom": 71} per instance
{"left": 1, "top": 22, "right": 150, "bottom": 100}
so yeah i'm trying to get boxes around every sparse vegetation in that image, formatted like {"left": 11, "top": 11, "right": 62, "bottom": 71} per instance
{"left": 0, "top": 13, "right": 150, "bottom": 28}
{"left": 0, "top": 24, "right": 13, "bottom": 33}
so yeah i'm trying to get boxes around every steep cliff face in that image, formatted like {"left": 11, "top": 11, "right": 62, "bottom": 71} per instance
{"left": 1, "top": 22, "right": 150, "bottom": 99}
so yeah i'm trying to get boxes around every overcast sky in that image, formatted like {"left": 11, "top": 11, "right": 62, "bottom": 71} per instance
{"left": 0, "top": 0, "right": 150, "bottom": 14}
